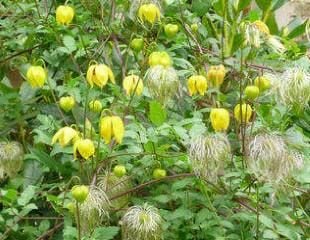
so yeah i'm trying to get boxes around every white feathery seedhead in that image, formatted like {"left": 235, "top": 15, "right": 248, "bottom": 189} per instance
{"left": 145, "top": 65, "right": 179, "bottom": 104}
{"left": 189, "top": 134, "right": 231, "bottom": 183}
{"left": 0, "top": 141, "right": 24, "bottom": 179}
{"left": 244, "top": 23, "right": 262, "bottom": 48}
{"left": 79, "top": 185, "right": 110, "bottom": 234}
{"left": 267, "top": 36, "right": 286, "bottom": 54}
{"left": 247, "top": 133, "right": 304, "bottom": 185}
{"left": 121, "top": 203, "right": 162, "bottom": 240}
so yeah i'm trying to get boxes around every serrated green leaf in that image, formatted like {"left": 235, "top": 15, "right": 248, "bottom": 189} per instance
{"left": 93, "top": 226, "right": 120, "bottom": 240}
{"left": 149, "top": 101, "right": 167, "bottom": 126}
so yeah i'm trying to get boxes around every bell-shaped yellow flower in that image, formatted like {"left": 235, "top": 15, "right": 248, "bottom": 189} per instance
{"left": 123, "top": 75, "right": 143, "bottom": 96}
{"left": 73, "top": 138, "right": 95, "bottom": 160}
{"left": 254, "top": 76, "right": 271, "bottom": 92}
{"left": 56, "top": 5, "right": 74, "bottom": 25}
{"left": 148, "top": 51, "right": 172, "bottom": 68}
{"left": 253, "top": 20, "right": 270, "bottom": 35}
{"left": 234, "top": 103, "right": 253, "bottom": 123}
{"left": 89, "top": 100, "right": 103, "bottom": 113}
{"left": 207, "top": 65, "right": 226, "bottom": 87}
{"left": 138, "top": 3, "right": 160, "bottom": 24}
{"left": 86, "top": 63, "right": 115, "bottom": 88}
{"left": 26, "top": 66, "right": 47, "bottom": 88}
{"left": 187, "top": 75, "right": 207, "bottom": 96}
{"left": 210, "top": 108, "right": 230, "bottom": 132}
{"left": 52, "top": 127, "right": 79, "bottom": 147}
{"left": 59, "top": 96, "right": 75, "bottom": 112}
{"left": 100, "top": 116, "right": 124, "bottom": 144}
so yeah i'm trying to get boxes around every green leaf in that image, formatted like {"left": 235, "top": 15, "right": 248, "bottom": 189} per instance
{"left": 192, "top": 0, "right": 212, "bottom": 16}
{"left": 63, "top": 35, "right": 77, "bottom": 54}
{"left": 288, "top": 20, "right": 308, "bottom": 39}
{"left": 255, "top": 0, "right": 272, "bottom": 11}
{"left": 237, "top": 0, "right": 252, "bottom": 13}
{"left": 17, "top": 185, "right": 36, "bottom": 206}
{"left": 148, "top": 101, "right": 167, "bottom": 126}
{"left": 93, "top": 226, "right": 120, "bottom": 240}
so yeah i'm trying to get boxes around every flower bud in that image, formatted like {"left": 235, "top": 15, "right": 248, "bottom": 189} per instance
{"left": 152, "top": 168, "right": 166, "bottom": 179}
{"left": 234, "top": 103, "right": 252, "bottom": 123}
{"left": 130, "top": 38, "right": 144, "bottom": 52}
{"left": 244, "top": 85, "right": 260, "bottom": 100}
{"left": 52, "top": 127, "right": 79, "bottom": 147}
{"left": 191, "top": 23, "right": 199, "bottom": 33}
{"left": 56, "top": 5, "right": 74, "bottom": 25}
{"left": 254, "top": 76, "right": 271, "bottom": 92}
{"left": 138, "top": 4, "right": 160, "bottom": 24}
{"left": 113, "top": 165, "right": 127, "bottom": 178}
{"left": 148, "top": 51, "right": 172, "bottom": 68}
{"left": 86, "top": 63, "right": 115, "bottom": 88}
{"left": 210, "top": 108, "right": 230, "bottom": 132}
{"left": 187, "top": 75, "right": 207, "bottom": 96}
{"left": 207, "top": 65, "right": 226, "bottom": 87}
{"left": 164, "top": 24, "right": 179, "bottom": 38}
{"left": 88, "top": 100, "right": 103, "bottom": 113}
{"left": 100, "top": 115, "right": 125, "bottom": 144}
{"left": 71, "top": 185, "right": 89, "bottom": 203}
{"left": 26, "top": 65, "right": 47, "bottom": 88}
{"left": 123, "top": 75, "right": 143, "bottom": 96}
{"left": 59, "top": 96, "right": 75, "bottom": 112}
{"left": 73, "top": 139, "right": 95, "bottom": 160}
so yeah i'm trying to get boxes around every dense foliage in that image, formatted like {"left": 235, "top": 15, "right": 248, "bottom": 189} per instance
{"left": 0, "top": 0, "right": 309, "bottom": 239}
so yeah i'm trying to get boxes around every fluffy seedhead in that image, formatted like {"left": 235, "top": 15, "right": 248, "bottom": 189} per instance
{"left": 189, "top": 134, "right": 231, "bottom": 183}
{"left": 121, "top": 203, "right": 162, "bottom": 240}
{"left": 247, "top": 133, "right": 304, "bottom": 186}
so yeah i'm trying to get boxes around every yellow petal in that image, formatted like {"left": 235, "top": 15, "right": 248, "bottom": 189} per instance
{"left": 196, "top": 76, "right": 207, "bottom": 95}
{"left": 86, "top": 65, "right": 96, "bottom": 88}
{"left": 210, "top": 108, "right": 230, "bottom": 131}
{"left": 100, "top": 116, "right": 112, "bottom": 144}
{"left": 111, "top": 116, "right": 124, "bottom": 144}
{"left": 123, "top": 76, "right": 132, "bottom": 95}
{"left": 187, "top": 76, "right": 197, "bottom": 96}
{"left": 106, "top": 66, "right": 115, "bottom": 84}
{"left": 76, "top": 139, "right": 95, "bottom": 160}
{"left": 52, "top": 128, "right": 63, "bottom": 145}
{"left": 94, "top": 64, "right": 109, "bottom": 88}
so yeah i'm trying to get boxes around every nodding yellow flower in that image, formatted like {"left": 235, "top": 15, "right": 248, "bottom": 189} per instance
{"left": 59, "top": 96, "right": 75, "bottom": 112}
{"left": 207, "top": 65, "right": 226, "bottom": 87}
{"left": 210, "top": 108, "right": 230, "bottom": 132}
{"left": 100, "top": 116, "right": 124, "bottom": 144}
{"left": 86, "top": 63, "right": 115, "bottom": 88}
{"left": 123, "top": 75, "right": 143, "bottom": 96}
{"left": 148, "top": 51, "right": 172, "bottom": 68}
{"left": 234, "top": 103, "right": 253, "bottom": 123}
{"left": 89, "top": 100, "right": 103, "bottom": 113}
{"left": 52, "top": 127, "right": 79, "bottom": 147}
{"left": 138, "top": 3, "right": 160, "bottom": 24}
{"left": 26, "top": 66, "right": 47, "bottom": 88}
{"left": 253, "top": 20, "right": 270, "bottom": 35}
{"left": 73, "top": 138, "right": 95, "bottom": 160}
{"left": 56, "top": 5, "right": 74, "bottom": 25}
{"left": 187, "top": 75, "right": 207, "bottom": 96}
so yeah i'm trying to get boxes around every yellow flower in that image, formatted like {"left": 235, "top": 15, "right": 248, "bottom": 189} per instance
{"left": 56, "top": 5, "right": 74, "bottom": 25}
{"left": 73, "top": 139, "right": 95, "bottom": 160}
{"left": 234, "top": 103, "right": 253, "bottom": 123}
{"left": 89, "top": 100, "right": 103, "bottom": 113}
{"left": 253, "top": 20, "right": 270, "bottom": 35}
{"left": 52, "top": 127, "right": 79, "bottom": 147}
{"left": 26, "top": 66, "right": 47, "bottom": 88}
{"left": 148, "top": 51, "right": 172, "bottom": 68}
{"left": 59, "top": 96, "right": 75, "bottom": 112}
{"left": 100, "top": 116, "right": 124, "bottom": 144}
{"left": 207, "top": 65, "right": 226, "bottom": 87}
{"left": 138, "top": 3, "right": 160, "bottom": 24}
{"left": 86, "top": 63, "right": 115, "bottom": 88}
{"left": 254, "top": 76, "right": 271, "bottom": 92}
{"left": 123, "top": 75, "right": 143, "bottom": 96}
{"left": 210, "top": 108, "right": 230, "bottom": 131}
{"left": 187, "top": 75, "right": 207, "bottom": 96}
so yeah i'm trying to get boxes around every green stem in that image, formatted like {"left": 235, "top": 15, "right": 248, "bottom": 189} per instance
{"left": 256, "top": 184, "right": 259, "bottom": 240}
{"left": 76, "top": 202, "right": 81, "bottom": 240}
{"left": 83, "top": 86, "right": 90, "bottom": 138}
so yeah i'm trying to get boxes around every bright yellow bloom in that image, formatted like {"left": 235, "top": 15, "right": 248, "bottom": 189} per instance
{"left": 123, "top": 75, "right": 143, "bottom": 96}
{"left": 73, "top": 138, "right": 95, "bottom": 160}
{"left": 210, "top": 108, "right": 230, "bottom": 131}
{"left": 138, "top": 3, "right": 160, "bottom": 24}
{"left": 100, "top": 116, "right": 124, "bottom": 144}
{"left": 187, "top": 75, "right": 207, "bottom": 96}
{"left": 253, "top": 20, "right": 270, "bottom": 35}
{"left": 86, "top": 63, "right": 115, "bottom": 88}
{"left": 148, "top": 51, "right": 172, "bottom": 68}
{"left": 254, "top": 76, "right": 271, "bottom": 92}
{"left": 234, "top": 103, "right": 253, "bottom": 123}
{"left": 56, "top": 5, "right": 74, "bottom": 25}
{"left": 89, "top": 100, "right": 103, "bottom": 113}
{"left": 59, "top": 96, "right": 75, "bottom": 112}
{"left": 26, "top": 66, "right": 47, "bottom": 88}
{"left": 207, "top": 65, "right": 226, "bottom": 87}
{"left": 52, "top": 127, "right": 79, "bottom": 147}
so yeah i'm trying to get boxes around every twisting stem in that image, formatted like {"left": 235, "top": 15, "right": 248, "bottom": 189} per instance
{"left": 76, "top": 202, "right": 81, "bottom": 240}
